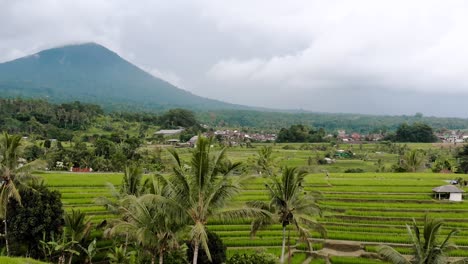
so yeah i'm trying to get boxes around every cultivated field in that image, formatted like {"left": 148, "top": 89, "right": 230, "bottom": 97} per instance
{"left": 38, "top": 143, "right": 468, "bottom": 263}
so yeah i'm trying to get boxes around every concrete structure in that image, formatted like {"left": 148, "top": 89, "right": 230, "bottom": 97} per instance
{"left": 154, "top": 128, "right": 185, "bottom": 136}
{"left": 432, "top": 185, "right": 465, "bottom": 201}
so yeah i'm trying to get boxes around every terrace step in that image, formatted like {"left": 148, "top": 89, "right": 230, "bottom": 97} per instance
{"left": 310, "top": 238, "right": 468, "bottom": 250}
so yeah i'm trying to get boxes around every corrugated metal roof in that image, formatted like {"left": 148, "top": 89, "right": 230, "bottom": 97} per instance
{"left": 432, "top": 185, "right": 465, "bottom": 193}
{"left": 155, "top": 129, "right": 184, "bottom": 135}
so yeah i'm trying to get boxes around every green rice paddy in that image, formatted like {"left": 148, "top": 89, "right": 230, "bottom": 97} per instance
{"left": 36, "top": 143, "right": 468, "bottom": 263}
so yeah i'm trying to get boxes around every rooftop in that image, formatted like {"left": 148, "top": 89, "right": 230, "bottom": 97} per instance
{"left": 432, "top": 185, "right": 465, "bottom": 193}
{"left": 155, "top": 129, "right": 184, "bottom": 135}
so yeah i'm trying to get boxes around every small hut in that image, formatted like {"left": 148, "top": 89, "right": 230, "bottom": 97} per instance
{"left": 432, "top": 185, "right": 464, "bottom": 201}
{"left": 166, "top": 139, "right": 180, "bottom": 145}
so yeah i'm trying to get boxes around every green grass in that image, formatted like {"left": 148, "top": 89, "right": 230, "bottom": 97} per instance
{"left": 0, "top": 257, "right": 48, "bottom": 264}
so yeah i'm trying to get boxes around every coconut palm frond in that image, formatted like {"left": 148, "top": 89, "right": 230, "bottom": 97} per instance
{"left": 0, "top": 182, "right": 21, "bottom": 218}
{"left": 378, "top": 245, "right": 410, "bottom": 264}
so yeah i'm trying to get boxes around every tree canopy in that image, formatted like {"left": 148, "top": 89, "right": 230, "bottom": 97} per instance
{"left": 387, "top": 123, "right": 438, "bottom": 143}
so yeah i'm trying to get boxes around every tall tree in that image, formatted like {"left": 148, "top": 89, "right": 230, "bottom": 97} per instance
{"left": 0, "top": 133, "right": 23, "bottom": 255}
{"left": 378, "top": 215, "right": 468, "bottom": 264}
{"left": 249, "top": 167, "right": 326, "bottom": 263}
{"left": 393, "top": 123, "right": 438, "bottom": 143}
{"left": 108, "top": 195, "right": 184, "bottom": 264}
{"left": 456, "top": 144, "right": 468, "bottom": 174}
{"left": 157, "top": 136, "right": 264, "bottom": 264}
{"left": 159, "top": 109, "right": 198, "bottom": 129}
{"left": 0, "top": 133, "right": 46, "bottom": 255}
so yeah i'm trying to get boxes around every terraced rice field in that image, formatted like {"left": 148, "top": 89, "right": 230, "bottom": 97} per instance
{"left": 39, "top": 171, "right": 468, "bottom": 263}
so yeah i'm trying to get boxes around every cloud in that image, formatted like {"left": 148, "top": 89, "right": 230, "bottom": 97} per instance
{"left": 203, "top": 0, "right": 468, "bottom": 95}
{"left": 1, "top": 0, "right": 468, "bottom": 116}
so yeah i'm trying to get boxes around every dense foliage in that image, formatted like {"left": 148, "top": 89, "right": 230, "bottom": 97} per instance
{"left": 276, "top": 124, "right": 327, "bottom": 143}
{"left": 0, "top": 98, "right": 102, "bottom": 140}
{"left": 226, "top": 252, "right": 277, "bottom": 264}
{"left": 385, "top": 122, "right": 438, "bottom": 142}
{"left": 456, "top": 145, "right": 468, "bottom": 174}
{"left": 6, "top": 184, "right": 64, "bottom": 258}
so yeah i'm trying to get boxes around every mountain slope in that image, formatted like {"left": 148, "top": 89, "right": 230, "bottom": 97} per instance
{"left": 0, "top": 43, "right": 245, "bottom": 111}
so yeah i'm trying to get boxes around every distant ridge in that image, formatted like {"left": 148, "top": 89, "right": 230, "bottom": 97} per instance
{"left": 0, "top": 43, "right": 248, "bottom": 111}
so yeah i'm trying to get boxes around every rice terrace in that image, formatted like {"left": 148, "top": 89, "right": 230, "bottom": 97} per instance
{"left": 32, "top": 142, "right": 468, "bottom": 264}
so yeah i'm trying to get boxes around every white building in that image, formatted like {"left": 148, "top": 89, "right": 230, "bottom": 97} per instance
{"left": 432, "top": 185, "right": 465, "bottom": 202}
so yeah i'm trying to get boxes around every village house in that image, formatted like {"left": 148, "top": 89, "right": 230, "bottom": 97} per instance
{"left": 435, "top": 130, "right": 466, "bottom": 143}
{"left": 213, "top": 129, "right": 276, "bottom": 142}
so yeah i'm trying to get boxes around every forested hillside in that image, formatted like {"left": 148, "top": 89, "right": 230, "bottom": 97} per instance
{"left": 3, "top": 99, "right": 468, "bottom": 137}
{"left": 197, "top": 110, "right": 468, "bottom": 133}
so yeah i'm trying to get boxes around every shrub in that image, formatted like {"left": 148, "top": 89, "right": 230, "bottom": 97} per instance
{"left": 226, "top": 252, "right": 277, "bottom": 264}
{"left": 7, "top": 184, "right": 64, "bottom": 258}
{"left": 282, "top": 145, "right": 296, "bottom": 150}
{"left": 344, "top": 168, "right": 365, "bottom": 173}
{"left": 318, "top": 159, "right": 328, "bottom": 165}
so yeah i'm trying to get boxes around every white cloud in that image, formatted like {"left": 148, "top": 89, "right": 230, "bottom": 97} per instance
{"left": 2, "top": 0, "right": 468, "bottom": 115}
{"left": 203, "top": 0, "right": 468, "bottom": 95}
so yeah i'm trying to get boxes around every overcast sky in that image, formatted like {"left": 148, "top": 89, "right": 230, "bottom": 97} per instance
{"left": 1, "top": 0, "right": 468, "bottom": 117}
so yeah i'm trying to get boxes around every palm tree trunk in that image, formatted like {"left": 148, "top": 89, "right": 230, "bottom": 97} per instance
{"left": 59, "top": 255, "right": 65, "bottom": 264}
{"left": 159, "top": 250, "right": 164, "bottom": 264}
{"left": 151, "top": 255, "right": 155, "bottom": 264}
{"left": 280, "top": 225, "right": 286, "bottom": 263}
{"left": 192, "top": 240, "right": 200, "bottom": 264}
{"left": 4, "top": 217, "right": 9, "bottom": 256}
{"left": 68, "top": 253, "right": 73, "bottom": 264}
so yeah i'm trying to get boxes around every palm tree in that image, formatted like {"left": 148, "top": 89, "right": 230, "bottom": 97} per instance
{"left": 108, "top": 194, "right": 184, "bottom": 264}
{"left": 157, "top": 135, "right": 265, "bottom": 264}
{"left": 64, "top": 209, "right": 92, "bottom": 243}
{"left": 96, "top": 164, "right": 147, "bottom": 214}
{"left": 257, "top": 146, "right": 274, "bottom": 176}
{"left": 64, "top": 209, "right": 93, "bottom": 264}
{"left": 0, "top": 133, "right": 23, "bottom": 255}
{"left": 249, "top": 167, "right": 326, "bottom": 263}
{"left": 121, "top": 164, "right": 143, "bottom": 196}
{"left": 401, "top": 149, "right": 425, "bottom": 172}
{"left": 378, "top": 215, "right": 468, "bottom": 264}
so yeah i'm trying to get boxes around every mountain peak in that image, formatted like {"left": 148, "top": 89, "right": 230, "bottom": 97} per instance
{"left": 0, "top": 43, "right": 244, "bottom": 111}
{"left": 29, "top": 42, "right": 121, "bottom": 66}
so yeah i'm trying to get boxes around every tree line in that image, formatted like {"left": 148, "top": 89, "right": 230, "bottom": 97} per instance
{"left": 197, "top": 110, "right": 468, "bottom": 133}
